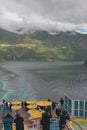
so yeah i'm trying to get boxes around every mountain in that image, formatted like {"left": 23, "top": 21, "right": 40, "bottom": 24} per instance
{"left": 0, "top": 28, "right": 87, "bottom": 61}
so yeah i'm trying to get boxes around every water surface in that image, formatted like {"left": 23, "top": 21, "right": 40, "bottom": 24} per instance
{"left": 0, "top": 61, "right": 87, "bottom": 102}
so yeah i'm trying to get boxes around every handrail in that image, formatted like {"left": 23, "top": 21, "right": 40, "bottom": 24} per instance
{"left": 69, "top": 119, "right": 84, "bottom": 130}
{"left": 25, "top": 116, "right": 83, "bottom": 130}
{"left": 50, "top": 116, "right": 84, "bottom": 130}
{"left": 0, "top": 117, "right": 84, "bottom": 130}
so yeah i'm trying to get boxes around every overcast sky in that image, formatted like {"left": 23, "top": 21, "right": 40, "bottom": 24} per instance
{"left": 0, "top": 0, "right": 87, "bottom": 33}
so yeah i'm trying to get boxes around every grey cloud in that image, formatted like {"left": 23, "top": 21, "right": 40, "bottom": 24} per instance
{"left": 0, "top": 0, "right": 87, "bottom": 33}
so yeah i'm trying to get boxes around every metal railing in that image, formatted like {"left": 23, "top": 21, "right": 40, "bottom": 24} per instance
{"left": 0, "top": 117, "right": 84, "bottom": 130}
{"left": 69, "top": 119, "right": 84, "bottom": 130}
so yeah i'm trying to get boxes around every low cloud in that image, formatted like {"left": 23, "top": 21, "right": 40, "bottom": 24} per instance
{"left": 0, "top": 0, "right": 87, "bottom": 33}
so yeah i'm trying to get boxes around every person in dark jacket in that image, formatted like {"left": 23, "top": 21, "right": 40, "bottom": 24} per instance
{"left": 60, "top": 97, "right": 64, "bottom": 110}
{"left": 41, "top": 108, "right": 52, "bottom": 130}
{"left": 59, "top": 110, "right": 70, "bottom": 130}
{"left": 14, "top": 114, "right": 24, "bottom": 130}
{"left": 3, "top": 113, "right": 13, "bottom": 130}
{"left": 56, "top": 108, "right": 61, "bottom": 116}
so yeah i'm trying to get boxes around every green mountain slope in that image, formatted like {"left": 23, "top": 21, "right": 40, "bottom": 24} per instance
{"left": 0, "top": 28, "right": 87, "bottom": 61}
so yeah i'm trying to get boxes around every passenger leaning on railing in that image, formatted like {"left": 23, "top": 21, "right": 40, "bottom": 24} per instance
{"left": 59, "top": 110, "right": 70, "bottom": 130}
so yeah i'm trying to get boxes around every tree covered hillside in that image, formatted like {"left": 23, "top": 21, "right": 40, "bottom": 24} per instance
{"left": 0, "top": 28, "right": 87, "bottom": 61}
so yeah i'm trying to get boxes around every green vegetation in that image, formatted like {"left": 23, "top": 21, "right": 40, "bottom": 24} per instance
{"left": 0, "top": 29, "right": 87, "bottom": 61}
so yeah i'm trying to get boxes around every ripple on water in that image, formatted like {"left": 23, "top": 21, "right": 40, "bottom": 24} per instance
{"left": 0, "top": 61, "right": 87, "bottom": 102}
{"left": 0, "top": 68, "right": 37, "bottom": 102}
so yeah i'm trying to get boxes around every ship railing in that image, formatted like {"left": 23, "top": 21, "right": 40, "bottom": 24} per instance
{"left": 68, "top": 119, "right": 84, "bottom": 130}
{"left": 23, "top": 116, "right": 84, "bottom": 130}
{"left": 0, "top": 117, "right": 84, "bottom": 130}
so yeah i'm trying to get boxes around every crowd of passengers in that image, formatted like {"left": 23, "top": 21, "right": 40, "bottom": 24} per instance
{"left": 0, "top": 98, "right": 70, "bottom": 130}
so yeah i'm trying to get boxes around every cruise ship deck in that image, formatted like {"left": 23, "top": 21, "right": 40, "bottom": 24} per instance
{"left": 0, "top": 108, "right": 84, "bottom": 130}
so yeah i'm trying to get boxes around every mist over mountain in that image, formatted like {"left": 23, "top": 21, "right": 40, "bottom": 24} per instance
{"left": 0, "top": 28, "right": 87, "bottom": 61}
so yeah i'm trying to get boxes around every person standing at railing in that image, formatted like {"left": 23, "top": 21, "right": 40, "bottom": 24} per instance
{"left": 55, "top": 107, "right": 61, "bottom": 117}
{"left": 14, "top": 114, "right": 24, "bottom": 130}
{"left": 41, "top": 108, "right": 52, "bottom": 130}
{"left": 3, "top": 113, "right": 14, "bottom": 130}
{"left": 1, "top": 99, "right": 6, "bottom": 118}
{"left": 60, "top": 97, "right": 64, "bottom": 110}
{"left": 59, "top": 110, "right": 70, "bottom": 130}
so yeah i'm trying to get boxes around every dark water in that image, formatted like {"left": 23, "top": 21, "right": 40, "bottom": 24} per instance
{"left": 0, "top": 61, "right": 87, "bottom": 102}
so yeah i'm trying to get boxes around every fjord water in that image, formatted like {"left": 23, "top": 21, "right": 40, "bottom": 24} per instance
{"left": 0, "top": 61, "right": 87, "bottom": 102}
